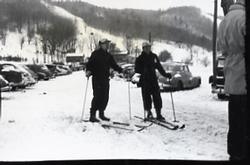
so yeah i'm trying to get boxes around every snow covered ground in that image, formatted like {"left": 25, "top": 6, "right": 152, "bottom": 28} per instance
{"left": 0, "top": 1, "right": 228, "bottom": 162}
{"left": 0, "top": 67, "right": 228, "bottom": 161}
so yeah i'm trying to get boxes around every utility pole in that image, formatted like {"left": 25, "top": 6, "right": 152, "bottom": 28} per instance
{"left": 212, "top": 0, "right": 218, "bottom": 87}
{"left": 0, "top": 69, "right": 2, "bottom": 121}
{"left": 148, "top": 32, "right": 151, "bottom": 43}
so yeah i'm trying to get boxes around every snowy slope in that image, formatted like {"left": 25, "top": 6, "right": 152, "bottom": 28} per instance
{"left": 0, "top": 69, "right": 228, "bottom": 161}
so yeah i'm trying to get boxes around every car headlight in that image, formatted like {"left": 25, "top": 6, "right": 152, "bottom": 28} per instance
{"left": 174, "top": 74, "right": 181, "bottom": 78}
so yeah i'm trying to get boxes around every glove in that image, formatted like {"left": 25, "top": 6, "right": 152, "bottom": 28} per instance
{"left": 132, "top": 73, "right": 141, "bottom": 83}
{"left": 85, "top": 70, "right": 92, "bottom": 78}
{"left": 122, "top": 69, "right": 130, "bottom": 77}
{"left": 165, "top": 73, "right": 172, "bottom": 79}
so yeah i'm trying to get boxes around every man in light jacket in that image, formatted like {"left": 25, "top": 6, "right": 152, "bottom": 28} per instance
{"left": 217, "top": 0, "right": 248, "bottom": 160}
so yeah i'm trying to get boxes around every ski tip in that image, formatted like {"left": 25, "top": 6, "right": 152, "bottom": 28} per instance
{"left": 179, "top": 124, "right": 185, "bottom": 129}
{"left": 173, "top": 126, "right": 179, "bottom": 130}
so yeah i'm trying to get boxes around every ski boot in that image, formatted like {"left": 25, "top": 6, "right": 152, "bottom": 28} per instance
{"left": 99, "top": 111, "right": 110, "bottom": 121}
{"left": 89, "top": 110, "right": 100, "bottom": 122}
{"left": 156, "top": 109, "right": 165, "bottom": 121}
{"left": 145, "top": 110, "right": 153, "bottom": 120}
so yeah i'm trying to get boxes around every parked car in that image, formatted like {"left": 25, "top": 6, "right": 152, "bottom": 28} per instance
{"left": 116, "top": 63, "right": 135, "bottom": 80}
{"left": 0, "top": 75, "right": 12, "bottom": 91}
{"left": 12, "top": 63, "right": 37, "bottom": 86}
{"left": 68, "top": 62, "right": 84, "bottom": 71}
{"left": 209, "top": 55, "right": 228, "bottom": 99}
{"left": 56, "top": 64, "right": 72, "bottom": 75}
{"left": 0, "top": 62, "right": 28, "bottom": 90}
{"left": 19, "top": 64, "right": 39, "bottom": 81}
{"left": 157, "top": 62, "right": 201, "bottom": 91}
{"left": 46, "top": 64, "right": 58, "bottom": 77}
{"left": 26, "top": 64, "right": 52, "bottom": 80}
{"left": 0, "top": 62, "right": 37, "bottom": 87}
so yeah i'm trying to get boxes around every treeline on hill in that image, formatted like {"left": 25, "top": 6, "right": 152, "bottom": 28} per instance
{"left": 0, "top": 0, "right": 76, "bottom": 61}
{"left": 52, "top": 0, "right": 213, "bottom": 50}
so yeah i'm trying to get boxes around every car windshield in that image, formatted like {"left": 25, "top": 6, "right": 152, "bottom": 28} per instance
{"left": 1, "top": 65, "right": 16, "bottom": 71}
{"left": 40, "top": 65, "right": 48, "bottom": 70}
{"left": 163, "top": 65, "right": 182, "bottom": 72}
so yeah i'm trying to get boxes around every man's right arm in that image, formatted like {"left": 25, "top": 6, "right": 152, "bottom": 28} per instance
{"left": 132, "top": 57, "right": 142, "bottom": 83}
{"left": 85, "top": 52, "right": 96, "bottom": 77}
{"left": 134, "top": 57, "right": 142, "bottom": 74}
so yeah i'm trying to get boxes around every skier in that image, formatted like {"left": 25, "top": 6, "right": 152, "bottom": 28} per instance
{"left": 85, "top": 38, "right": 124, "bottom": 122}
{"left": 132, "top": 42, "right": 172, "bottom": 121}
{"left": 217, "top": 0, "right": 248, "bottom": 160}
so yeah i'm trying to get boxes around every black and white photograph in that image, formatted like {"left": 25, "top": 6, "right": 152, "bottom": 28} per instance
{"left": 0, "top": 0, "right": 248, "bottom": 163}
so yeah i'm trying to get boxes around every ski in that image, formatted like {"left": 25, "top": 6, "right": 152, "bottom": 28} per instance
{"left": 81, "top": 119, "right": 150, "bottom": 132}
{"left": 160, "top": 120, "right": 185, "bottom": 129}
{"left": 134, "top": 116, "right": 178, "bottom": 130}
{"left": 81, "top": 119, "right": 130, "bottom": 126}
{"left": 135, "top": 122, "right": 153, "bottom": 132}
{"left": 101, "top": 124, "right": 134, "bottom": 131}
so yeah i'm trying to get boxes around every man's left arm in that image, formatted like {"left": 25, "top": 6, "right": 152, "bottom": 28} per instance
{"left": 110, "top": 55, "right": 123, "bottom": 73}
{"left": 155, "top": 55, "right": 171, "bottom": 79}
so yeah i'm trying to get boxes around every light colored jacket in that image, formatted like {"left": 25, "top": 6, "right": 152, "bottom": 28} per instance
{"left": 217, "top": 3, "right": 246, "bottom": 95}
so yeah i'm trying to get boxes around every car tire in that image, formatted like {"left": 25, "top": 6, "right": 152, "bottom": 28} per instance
{"left": 218, "top": 93, "right": 226, "bottom": 100}
{"left": 176, "top": 81, "right": 183, "bottom": 91}
{"left": 197, "top": 79, "right": 201, "bottom": 87}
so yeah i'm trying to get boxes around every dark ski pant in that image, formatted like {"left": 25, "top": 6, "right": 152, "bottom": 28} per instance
{"left": 141, "top": 82, "right": 162, "bottom": 111}
{"left": 90, "top": 78, "right": 110, "bottom": 114}
{"left": 228, "top": 94, "right": 250, "bottom": 160}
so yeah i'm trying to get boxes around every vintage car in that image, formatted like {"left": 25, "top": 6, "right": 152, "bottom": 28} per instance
{"left": 0, "top": 75, "right": 12, "bottom": 91}
{"left": 209, "top": 55, "right": 228, "bottom": 99}
{"left": 0, "top": 62, "right": 34, "bottom": 90}
{"left": 56, "top": 64, "right": 72, "bottom": 75}
{"left": 26, "top": 64, "right": 53, "bottom": 80}
{"left": 158, "top": 62, "right": 201, "bottom": 91}
{"left": 116, "top": 63, "right": 135, "bottom": 80}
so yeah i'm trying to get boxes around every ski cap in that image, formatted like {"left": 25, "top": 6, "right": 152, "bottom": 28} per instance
{"left": 99, "top": 38, "right": 111, "bottom": 44}
{"left": 142, "top": 42, "right": 152, "bottom": 48}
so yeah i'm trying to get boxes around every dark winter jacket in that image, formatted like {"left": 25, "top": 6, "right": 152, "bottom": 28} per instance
{"left": 135, "top": 51, "right": 171, "bottom": 87}
{"left": 86, "top": 48, "right": 122, "bottom": 81}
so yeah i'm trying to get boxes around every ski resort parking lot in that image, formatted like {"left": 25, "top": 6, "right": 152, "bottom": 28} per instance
{"left": 0, "top": 67, "right": 228, "bottom": 161}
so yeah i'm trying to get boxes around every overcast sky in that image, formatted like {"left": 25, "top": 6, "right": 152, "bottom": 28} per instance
{"left": 80, "top": 0, "right": 225, "bottom": 16}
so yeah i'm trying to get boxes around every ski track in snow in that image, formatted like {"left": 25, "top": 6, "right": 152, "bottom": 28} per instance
{"left": 0, "top": 70, "right": 228, "bottom": 161}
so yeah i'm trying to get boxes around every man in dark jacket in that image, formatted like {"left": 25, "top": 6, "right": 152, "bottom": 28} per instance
{"left": 86, "top": 38, "right": 123, "bottom": 122}
{"left": 133, "top": 42, "right": 172, "bottom": 121}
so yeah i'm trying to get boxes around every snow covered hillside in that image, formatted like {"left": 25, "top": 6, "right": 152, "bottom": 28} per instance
{"left": 0, "top": 30, "right": 44, "bottom": 63}
{"left": 0, "top": 1, "right": 213, "bottom": 67}
{"left": 0, "top": 68, "right": 228, "bottom": 161}
{"left": 48, "top": 2, "right": 213, "bottom": 65}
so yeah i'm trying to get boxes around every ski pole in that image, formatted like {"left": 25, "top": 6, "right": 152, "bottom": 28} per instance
{"left": 0, "top": 84, "right": 2, "bottom": 121}
{"left": 128, "top": 80, "right": 132, "bottom": 120}
{"left": 169, "top": 79, "right": 178, "bottom": 122}
{"left": 81, "top": 77, "right": 89, "bottom": 121}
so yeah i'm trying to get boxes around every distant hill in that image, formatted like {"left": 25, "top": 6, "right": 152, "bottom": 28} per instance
{"left": 0, "top": 0, "right": 76, "bottom": 58}
{"left": 52, "top": 1, "right": 213, "bottom": 50}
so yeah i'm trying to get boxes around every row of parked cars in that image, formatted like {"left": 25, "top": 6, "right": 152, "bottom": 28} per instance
{"left": 0, "top": 61, "right": 75, "bottom": 92}
{"left": 115, "top": 62, "right": 201, "bottom": 91}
